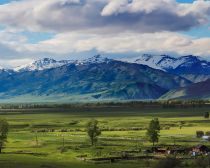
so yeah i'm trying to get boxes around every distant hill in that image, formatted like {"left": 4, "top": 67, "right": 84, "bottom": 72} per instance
{"left": 160, "top": 79, "right": 210, "bottom": 100}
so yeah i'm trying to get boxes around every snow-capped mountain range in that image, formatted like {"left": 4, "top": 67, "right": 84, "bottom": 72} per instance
{"left": 10, "top": 54, "right": 210, "bottom": 74}
{"left": 120, "top": 54, "right": 210, "bottom": 83}
{"left": 13, "top": 54, "right": 210, "bottom": 83}
{"left": 0, "top": 54, "right": 210, "bottom": 101}
{"left": 2, "top": 54, "right": 210, "bottom": 83}
{"left": 0, "top": 55, "right": 191, "bottom": 102}
{"left": 14, "top": 58, "right": 73, "bottom": 72}
{"left": 121, "top": 54, "right": 209, "bottom": 72}
{"left": 14, "top": 55, "right": 111, "bottom": 72}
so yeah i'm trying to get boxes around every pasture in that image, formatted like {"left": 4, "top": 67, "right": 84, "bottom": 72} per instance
{"left": 0, "top": 104, "right": 210, "bottom": 168}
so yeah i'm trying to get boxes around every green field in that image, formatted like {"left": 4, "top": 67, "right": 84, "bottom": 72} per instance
{"left": 1, "top": 105, "right": 210, "bottom": 168}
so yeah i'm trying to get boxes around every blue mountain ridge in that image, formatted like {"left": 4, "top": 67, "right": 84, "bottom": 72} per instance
{"left": 0, "top": 56, "right": 192, "bottom": 102}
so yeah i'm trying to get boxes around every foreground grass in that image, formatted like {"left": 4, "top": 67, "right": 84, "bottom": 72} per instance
{"left": 0, "top": 106, "right": 210, "bottom": 167}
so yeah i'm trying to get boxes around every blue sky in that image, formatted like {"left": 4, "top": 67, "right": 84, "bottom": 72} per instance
{"left": 182, "top": 24, "right": 210, "bottom": 38}
{"left": 0, "top": 0, "right": 209, "bottom": 68}
{"left": 177, "top": 0, "right": 194, "bottom": 3}
{"left": 19, "top": 32, "right": 55, "bottom": 44}
{"left": 0, "top": 0, "right": 18, "bottom": 4}
{"left": 0, "top": 0, "right": 10, "bottom": 4}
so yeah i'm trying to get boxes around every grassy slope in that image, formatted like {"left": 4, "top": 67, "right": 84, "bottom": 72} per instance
{"left": 160, "top": 79, "right": 210, "bottom": 100}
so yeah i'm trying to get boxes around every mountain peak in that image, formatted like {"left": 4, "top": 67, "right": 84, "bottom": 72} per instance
{"left": 39, "top": 57, "right": 56, "bottom": 62}
{"left": 82, "top": 55, "right": 110, "bottom": 64}
{"left": 123, "top": 54, "right": 209, "bottom": 72}
{"left": 13, "top": 55, "right": 111, "bottom": 72}
{"left": 14, "top": 57, "right": 72, "bottom": 72}
{"left": 124, "top": 54, "right": 174, "bottom": 70}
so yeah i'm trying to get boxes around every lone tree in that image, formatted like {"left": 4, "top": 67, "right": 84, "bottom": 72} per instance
{"left": 204, "top": 112, "right": 209, "bottom": 119}
{"left": 0, "top": 118, "right": 9, "bottom": 153}
{"left": 146, "top": 118, "right": 160, "bottom": 146}
{"left": 87, "top": 119, "right": 101, "bottom": 146}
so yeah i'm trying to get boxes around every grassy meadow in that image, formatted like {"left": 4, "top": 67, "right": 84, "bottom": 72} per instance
{"left": 0, "top": 104, "right": 210, "bottom": 168}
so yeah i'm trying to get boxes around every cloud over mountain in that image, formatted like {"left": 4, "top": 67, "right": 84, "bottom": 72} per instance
{"left": 0, "top": 0, "right": 209, "bottom": 33}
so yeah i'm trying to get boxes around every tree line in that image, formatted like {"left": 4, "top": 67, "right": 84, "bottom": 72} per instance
{"left": 0, "top": 100, "right": 210, "bottom": 109}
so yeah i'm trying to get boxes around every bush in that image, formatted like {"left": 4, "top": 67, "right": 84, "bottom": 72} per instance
{"left": 164, "top": 126, "right": 170, "bottom": 130}
{"left": 68, "top": 120, "right": 79, "bottom": 125}
{"left": 206, "top": 131, "right": 210, "bottom": 136}
{"left": 60, "top": 129, "right": 68, "bottom": 132}
{"left": 204, "top": 112, "right": 209, "bottom": 119}
{"left": 154, "top": 157, "right": 181, "bottom": 168}
{"left": 37, "top": 129, "right": 48, "bottom": 132}
{"left": 196, "top": 131, "right": 204, "bottom": 138}
{"left": 59, "top": 147, "right": 68, "bottom": 153}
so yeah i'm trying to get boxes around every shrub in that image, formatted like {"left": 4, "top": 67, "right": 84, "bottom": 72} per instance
{"left": 196, "top": 131, "right": 204, "bottom": 138}
{"left": 60, "top": 129, "right": 68, "bottom": 132}
{"left": 206, "top": 131, "right": 210, "bottom": 136}
{"left": 59, "top": 147, "right": 68, "bottom": 153}
{"left": 204, "top": 112, "right": 210, "bottom": 119}
{"left": 68, "top": 120, "right": 79, "bottom": 125}
{"left": 37, "top": 129, "right": 48, "bottom": 132}
{"left": 164, "top": 126, "right": 170, "bottom": 130}
{"left": 75, "top": 128, "right": 82, "bottom": 132}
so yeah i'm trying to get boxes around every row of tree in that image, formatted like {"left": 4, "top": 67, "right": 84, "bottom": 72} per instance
{"left": 0, "top": 100, "right": 209, "bottom": 109}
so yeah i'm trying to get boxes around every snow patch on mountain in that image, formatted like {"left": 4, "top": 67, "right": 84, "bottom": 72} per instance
{"left": 13, "top": 54, "right": 210, "bottom": 74}
{"left": 81, "top": 55, "right": 110, "bottom": 64}
{"left": 120, "top": 54, "right": 178, "bottom": 70}
{"left": 130, "top": 54, "right": 164, "bottom": 70}
{"left": 14, "top": 55, "right": 111, "bottom": 72}
{"left": 122, "top": 54, "right": 210, "bottom": 71}
{"left": 14, "top": 58, "right": 74, "bottom": 72}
